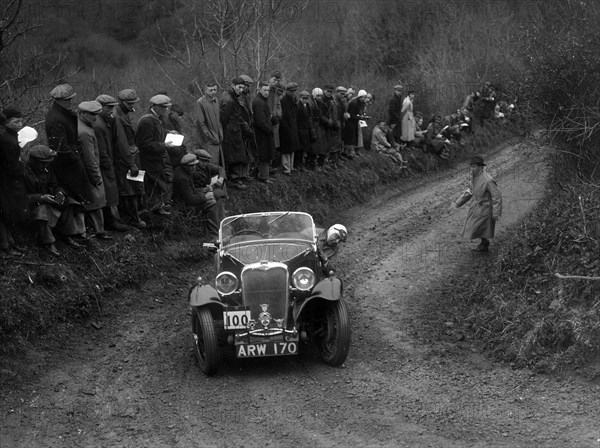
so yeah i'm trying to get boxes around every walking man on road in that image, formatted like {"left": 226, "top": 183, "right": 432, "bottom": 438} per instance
{"left": 450, "top": 155, "right": 502, "bottom": 252}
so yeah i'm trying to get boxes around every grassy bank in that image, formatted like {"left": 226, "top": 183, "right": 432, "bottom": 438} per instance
{"left": 0, "top": 121, "right": 518, "bottom": 357}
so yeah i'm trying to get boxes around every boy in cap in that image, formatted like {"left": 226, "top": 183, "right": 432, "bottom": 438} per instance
{"left": 113, "top": 89, "right": 146, "bottom": 228}
{"left": 450, "top": 156, "right": 502, "bottom": 252}
{"left": 78, "top": 101, "right": 112, "bottom": 240}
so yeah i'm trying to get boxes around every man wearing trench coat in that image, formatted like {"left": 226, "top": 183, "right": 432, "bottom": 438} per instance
{"left": 451, "top": 155, "right": 502, "bottom": 252}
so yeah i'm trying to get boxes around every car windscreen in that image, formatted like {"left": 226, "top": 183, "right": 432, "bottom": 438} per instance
{"left": 221, "top": 212, "right": 315, "bottom": 246}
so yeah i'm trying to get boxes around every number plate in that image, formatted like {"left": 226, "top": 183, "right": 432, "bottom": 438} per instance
{"left": 236, "top": 341, "right": 298, "bottom": 358}
{"left": 223, "top": 307, "right": 250, "bottom": 330}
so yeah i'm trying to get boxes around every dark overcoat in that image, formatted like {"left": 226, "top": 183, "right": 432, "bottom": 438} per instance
{"left": 0, "top": 127, "right": 29, "bottom": 224}
{"left": 309, "top": 99, "right": 328, "bottom": 155}
{"left": 94, "top": 113, "right": 119, "bottom": 206}
{"left": 279, "top": 94, "right": 300, "bottom": 154}
{"left": 113, "top": 105, "right": 144, "bottom": 197}
{"left": 342, "top": 97, "right": 363, "bottom": 146}
{"left": 220, "top": 88, "right": 251, "bottom": 165}
{"left": 78, "top": 119, "right": 107, "bottom": 211}
{"left": 135, "top": 112, "right": 173, "bottom": 199}
{"left": 251, "top": 94, "right": 276, "bottom": 162}
{"left": 296, "top": 102, "right": 315, "bottom": 153}
{"left": 45, "top": 102, "right": 93, "bottom": 203}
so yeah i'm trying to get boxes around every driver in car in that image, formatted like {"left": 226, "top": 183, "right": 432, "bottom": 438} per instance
{"left": 317, "top": 224, "right": 347, "bottom": 275}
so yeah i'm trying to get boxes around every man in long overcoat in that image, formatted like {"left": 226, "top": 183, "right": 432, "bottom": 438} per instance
{"left": 451, "top": 155, "right": 502, "bottom": 252}
{"left": 94, "top": 94, "right": 129, "bottom": 231}
{"left": 194, "top": 82, "right": 225, "bottom": 170}
{"left": 251, "top": 82, "right": 276, "bottom": 183}
{"left": 387, "top": 84, "right": 404, "bottom": 141}
{"left": 78, "top": 101, "right": 111, "bottom": 239}
{"left": 279, "top": 82, "right": 300, "bottom": 175}
{"left": 45, "top": 84, "right": 93, "bottom": 205}
{"left": 342, "top": 91, "right": 367, "bottom": 160}
{"left": 220, "top": 77, "right": 252, "bottom": 189}
{"left": 114, "top": 89, "right": 145, "bottom": 228}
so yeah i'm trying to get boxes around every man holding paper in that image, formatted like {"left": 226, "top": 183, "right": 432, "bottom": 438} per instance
{"left": 136, "top": 94, "right": 176, "bottom": 216}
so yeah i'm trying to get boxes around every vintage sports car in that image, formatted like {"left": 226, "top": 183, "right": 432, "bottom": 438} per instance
{"left": 189, "top": 211, "right": 350, "bottom": 375}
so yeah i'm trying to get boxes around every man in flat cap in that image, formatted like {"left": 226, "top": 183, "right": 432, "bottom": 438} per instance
{"left": 450, "top": 155, "right": 502, "bottom": 252}
{"left": 268, "top": 70, "right": 283, "bottom": 166}
{"left": 78, "top": 101, "right": 111, "bottom": 240}
{"left": 322, "top": 84, "right": 342, "bottom": 170}
{"left": 220, "top": 77, "right": 252, "bottom": 189}
{"left": 279, "top": 82, "right": 300, "bottom": 175}
{"left": 135, "top": 94, "right": 177, "bottom": 215}
{"left": 45, "top": 84, "right": 94, "bottom": 209}
{"left": 387, "top": 84, "right": 404, "bottom": 142}
{"left": 296, "top": 91, "right": 314, "bottom": 173}
{"left": 239, "top": 75, "right": 257, "bottom": 171}
{"left": 113, "top": 89, "right": 146, "bottom": 229}
{"left": 192, "top": 149, "right": 226, "bottom": 223}
{"left": 194, "top": 82, "right": 225, "bottom": 171}
{"left": 23, "top": 145, "right": 88, "bottom": 255}
{"left": 173, "top": 153, "right": 219, "bottom": 241}
{"left": 251, "top": 82, "right": 276, "bottom": 183}
{"left": 94, "top": 95, "right": 129, "bottom": 232}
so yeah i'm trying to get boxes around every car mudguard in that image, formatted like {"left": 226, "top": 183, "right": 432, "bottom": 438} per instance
{"left": 189, "top": 284, "right": 224, "bottom": 308}
{"left": 293, "top": 277, "right": 343, "bottom": 321}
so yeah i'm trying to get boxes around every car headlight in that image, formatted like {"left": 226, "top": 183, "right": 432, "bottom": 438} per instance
{"left": 216, "top": 271, "right": 238, "bottom": 295}
{"left": 292, "top": 267, "right": 316, "bottom": 291}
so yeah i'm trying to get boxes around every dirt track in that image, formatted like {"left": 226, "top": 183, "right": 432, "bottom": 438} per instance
{"left": 2, "top": 134, "right": 600, "bottom": 448}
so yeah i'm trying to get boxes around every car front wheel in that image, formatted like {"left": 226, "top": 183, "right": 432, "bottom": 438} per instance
{"left": 317, "top": 299, "right": 351, "bottom": 366}
{"left": 192, "top": 307, "right": 220, "bottom": 375}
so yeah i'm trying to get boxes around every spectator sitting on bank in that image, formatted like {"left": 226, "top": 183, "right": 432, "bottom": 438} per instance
{"left": 426, "top": 115, "right": 450, "bottom": 160}
{"left": 192, "top": 149, "right": 227, "bottom": 224}
{"left": 412, "top": 114, "right": 427, "bottom": 151}
{"left": 173, "top": 153, "right": 219, "bottom": 242}
{"left": 23, "top": 145, "right": 88, "bottom": 256}
{"left": 371, "top": 120, "right": 408, "bottom": 168}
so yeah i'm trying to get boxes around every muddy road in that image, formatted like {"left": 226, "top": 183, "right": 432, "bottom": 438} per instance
{"left": 2, "top": 135, "right": 599, "bottom": 448}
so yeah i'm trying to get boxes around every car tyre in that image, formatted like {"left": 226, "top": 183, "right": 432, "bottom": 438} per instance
{"left": 317, "top": 299, "right": 351, "bottom": 366}
{"left": 192, "top": 307, "right": 220, "bottom": 375}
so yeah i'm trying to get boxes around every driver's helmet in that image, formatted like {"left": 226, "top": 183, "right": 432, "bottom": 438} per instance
{"left": 326, "top": 224, "right": 348, "bottom": 245}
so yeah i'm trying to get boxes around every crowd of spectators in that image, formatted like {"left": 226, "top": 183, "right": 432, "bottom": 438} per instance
{"left": 0, "top": 74, "right": 512, "bottom": 258}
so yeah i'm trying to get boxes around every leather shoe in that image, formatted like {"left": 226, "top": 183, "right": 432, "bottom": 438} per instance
{"left": 44, "top": 243, "right": 60, "bottom": 257}
{"left": 64, "top": 237, "right": 83, "bottom": 248}
{"left": 107, "top": 221, "right": 130, "bottom": 232}
{"left": 154, "top": 208, "right": 171, "bottom": 216}
{"left": 96, "top": 233, "right": 113, "bottom": 240}
{"left": 230, "top": 181, "right": 248, "bottom": 190}
{"left": 129, "top": 219, "right": 147, "bottom": 229}
{"left": 258, "top": 178, "right": 274, "bottom": 184}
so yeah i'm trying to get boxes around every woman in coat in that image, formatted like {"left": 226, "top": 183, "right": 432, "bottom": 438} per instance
{"left": 451, "top": 155, "right": 502, "bottom": 252}
{"left": 401, "top": 91, "right": 415, "bottom": 143}
{"left": 0, "top": 109, "right": 29, "bottom": 256}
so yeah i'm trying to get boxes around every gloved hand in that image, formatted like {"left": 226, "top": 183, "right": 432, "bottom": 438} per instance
{"left": 492, "top": 214, "right": 500, "bottom": 221}
{"left": 41, "top": 194, "right": 58, "bottom": 205}
{"left": 130, "top": 166, "right": 139, "bottom": 177}
{"left": 270, "top": 116, "right": 280, "bottom": 125}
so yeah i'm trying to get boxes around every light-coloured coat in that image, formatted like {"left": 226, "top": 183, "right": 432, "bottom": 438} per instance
{"left": 455, "top": 170, "right": 502, "bottom": 239}
{"left": 78, "top": 119, "right": 107, "bottom": 211}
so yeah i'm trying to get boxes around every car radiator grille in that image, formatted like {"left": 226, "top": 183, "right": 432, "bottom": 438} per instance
{"left": 241, "top": 264, "right": 288, "bottom": 322}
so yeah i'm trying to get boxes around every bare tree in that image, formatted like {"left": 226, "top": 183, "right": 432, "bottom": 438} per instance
{"left": 141, "top": 0, "right": 311, "bottom": 94}
{"left": 1, "top": 0, "right": 77, "bottom": 120}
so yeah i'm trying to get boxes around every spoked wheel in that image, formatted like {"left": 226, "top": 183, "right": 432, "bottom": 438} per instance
{"left": 191, "top": 307, "right": 220, "bottom": 375}
{"left": 316, "top": 300, "right": 351, "bottom": 366}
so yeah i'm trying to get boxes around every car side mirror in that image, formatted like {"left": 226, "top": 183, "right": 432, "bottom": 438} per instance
{"left": 202, "top": 242, "right": 218, "bottom": 253}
